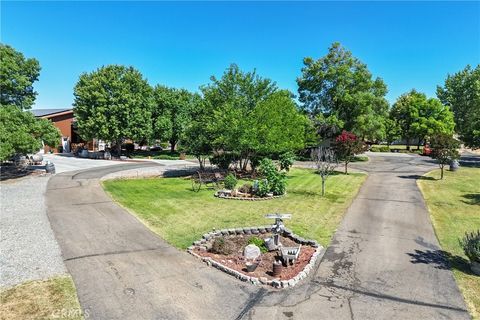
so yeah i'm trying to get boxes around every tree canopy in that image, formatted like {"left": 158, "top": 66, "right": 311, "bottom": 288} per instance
{"left": 73, "top": 65, "right": 153, "bottom": 155}
{"left": 437, "top": 64, "right": 480, "bottom": 149}
{"left": 152, "top": 85, "right": 200, "bottom": 152}
{"left": 0, "top": 44, "right": 41, "bottom": 110}
{"left": 297, "top": 42, "right": 389, "bottom": 141}
{"left": 390, "top": 90, "right": 454, "bottom": 149}
{"left": 0, "top": 44, "right": 60, "bottom": 161}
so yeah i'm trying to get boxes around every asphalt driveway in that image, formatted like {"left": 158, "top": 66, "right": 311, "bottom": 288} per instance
{"left": 45, "top": 154, "right": 470, "bottom": 319}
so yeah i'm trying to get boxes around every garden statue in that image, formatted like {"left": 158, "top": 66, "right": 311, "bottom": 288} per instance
{"left": 264, "top": 213, "right": 291, "bottom": 251}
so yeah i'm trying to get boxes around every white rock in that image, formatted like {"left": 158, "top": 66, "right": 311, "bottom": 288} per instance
{"left": 244, "top": 244, "right": 261, "bottom": 260}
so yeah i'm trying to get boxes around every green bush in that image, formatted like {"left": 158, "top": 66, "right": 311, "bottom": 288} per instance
{"left": 370, "top": 146, "right": 390, "bottom": 152}
{"left": 258, "top": 158, "right": 287, "bottom": 195}
{"left": 460, "top": 230, "right": 480, "bottom": 263}
{"left": 255, "top": 179, "right": 270, "bottom": 197}
{"left": 210, "top": 153, "right": 238, "bottom": 170}
{"left": 247, "top": 236, "right": 268, "bottom": 253}
{"left": 224, "top": 173, "right": 238, "bottom": 190}
{"left": 279, "top": 151, "right": 295, "bottom": 171}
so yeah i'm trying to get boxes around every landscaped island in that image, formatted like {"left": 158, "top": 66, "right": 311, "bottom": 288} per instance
{"left": 103, "top": 168, "right": 366, "bottom": 250}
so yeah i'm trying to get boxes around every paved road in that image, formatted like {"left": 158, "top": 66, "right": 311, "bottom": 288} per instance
{"left": 46, "top": 154, "right": 470, "bottom": 320}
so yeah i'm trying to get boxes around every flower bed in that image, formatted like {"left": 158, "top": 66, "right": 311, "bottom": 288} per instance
{"left": 187, "top": 226, "right": 324, "bottom": 288}
{"left": 214, "top": 190, "right": 284, "bottom": 201}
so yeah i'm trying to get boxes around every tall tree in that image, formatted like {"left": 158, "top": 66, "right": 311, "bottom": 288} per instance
{"left": 73, "top": 65, "right": 153, "bottom": 156}
{"left": 297, "top": 42, "right": 389, "bottom": 140}
{"left": 391, "top": 90, "right": 454, "bottom": 150}
{"left": 0, "top": 44, "right": 60, "bottom": 161}
{"left": 437, "top": 65, "right": 480, "bottom": 149}
{"left": 152, "top": 86, "right": 200, "bottom": 152}
{"left": 0, "top": 44, "right": 40, "bottom": 110}
{"left": 201, "top": 64, "right": 277, "bottom": 169}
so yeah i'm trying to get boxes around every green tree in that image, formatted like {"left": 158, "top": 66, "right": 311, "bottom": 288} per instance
{"left": 0, "top": 44, "right": 40, "bottom": 110}
{"left": 333, "top": 131, "right": 364, "bottom": 174}
{"left": 250, "top": 90, "right": 306, "bottom": 156}
{"left": 202, "top": 64, "right": 277, "bottom": 170}
{"left": 152, "top": 85, "right": 200, "bottom": 152}
{"left": 73, "top": 65, "right": 153, "bottom": 156}
{"left": 437, "top": 65, "right": 480, "bottom": 149}
{"left": 391, "top": 90, "right": 454, "bottom": 150}
{"left": 0, "top": 45, "right": 60, "bottom": 161}
{"left": 385, "top": 117, "right": 401, "bottom": 146}
{"left": 297, "top": 42, "right": 389, "bottom": 139}
{"left": 182, "top": 98, "right": 213, "bottom": 170}
{"left": 430, "top": 134, "right": 460, "bottom": 180}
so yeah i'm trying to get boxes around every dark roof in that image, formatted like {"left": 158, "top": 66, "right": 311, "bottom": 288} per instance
{"left": 31, "top": 108, "right": 72, "bottom": 117}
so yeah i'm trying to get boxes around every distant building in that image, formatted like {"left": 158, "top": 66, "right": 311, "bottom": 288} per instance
{"left": 31, "top": 109, "right": 88, "bottom": 153}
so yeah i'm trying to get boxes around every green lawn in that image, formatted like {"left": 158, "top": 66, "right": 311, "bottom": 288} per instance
{"left": 103, "top": 168, "right": 366, "bottom": 249}
{"left": 0, "top": 276, "right": 82, "bottom": 320}
{"left": 418, "top": 167, "right": 480, "bottom": 320}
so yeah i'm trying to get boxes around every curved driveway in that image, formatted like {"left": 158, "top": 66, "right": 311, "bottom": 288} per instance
{"left": 46, "top": 154, "right": 469, "bottom": 320}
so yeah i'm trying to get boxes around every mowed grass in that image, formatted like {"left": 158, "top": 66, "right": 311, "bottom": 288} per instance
{"left": 418, "top": 168, "right": 480, "bottom": 320}
{"left": 0, "top": 276, "right": 82, "bottom": 320}
{"left": 103, "top": 168, "right": 366, "bottom": 249}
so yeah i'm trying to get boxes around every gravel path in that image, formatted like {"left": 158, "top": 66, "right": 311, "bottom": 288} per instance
{"left": 0, "top": 176, "right": 66, "bottom": 288}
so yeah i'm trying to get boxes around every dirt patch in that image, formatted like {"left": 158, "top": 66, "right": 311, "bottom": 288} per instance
{"left": 194, "top": 233, "right": 315, "bottom": 281}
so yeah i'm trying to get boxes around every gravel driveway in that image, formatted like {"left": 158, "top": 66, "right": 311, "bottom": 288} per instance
{"left": 0, "top": 176, "right": 66, "bottom": 288}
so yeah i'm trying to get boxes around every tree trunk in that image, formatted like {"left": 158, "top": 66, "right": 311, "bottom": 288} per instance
{"left": 321, "top": 178, "right": 326, "bottom": 196}
{"left": 170, "top": 139, "right": 176, "bottom": 153}
{"left": 440, "top": 165, "right": 444, "bottom": 180}
{"left": 197, "top": 155, "right": 204, "bottom": 171}
{"left": 116, "top": 140, "right": 122, "bottom": 158}
{"left": 417, "top": 138, "right": 422, "bottom": 150}
{"left": 344, "top": 161, "right": 348, "bottom": 174}
{"left": 406, "top": 137, "right": 411, "bottom": 151}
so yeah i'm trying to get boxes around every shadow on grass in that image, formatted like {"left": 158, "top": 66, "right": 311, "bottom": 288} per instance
{"left": 398, "top": 174, "right": 436, "bottom": 181}
{"left": 407, "top": 249, "right": 475, "bottom": 275}
{"left": 462, "top": 193, "right": 480, "bottom": 205}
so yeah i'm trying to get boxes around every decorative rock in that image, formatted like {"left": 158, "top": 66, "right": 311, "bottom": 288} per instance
{"left": 235, "top": 228, "right": 244, "bottom": 235}
{"left": 193, "top": 240, "right": 202, "bottom": 246}
{"left": 288, "top": 279, "right": 296, "bottom": 287}
{"left": 283, "top": 228, "right": 293, "bottom": 236}
{"left": 259, "top": 277, "right": 268, "bottom": 284}
{"left": 243, "top": 228, "right": 252, "bottom": 235}
{"left": 265, "top": 226, "right": 273, "bottom": 232}
{"left": 187, "top": 245, "right": 194, "bottom": 251}
{"left": 251, "top": 228, "right": 260, "bottom": 234}
{"left": 228, "top": 228, "right": 236, "bottom": 235}
{"left": 281, "top": 280, "right": 289, "bottom": 288}
{"left": 272, "top": 280, "right": 281, "bottom": 288}
{"left": 258, "top": 227, "right": 266, "bottom": 234}
{"left": 221, "top": 229, "right": 229, "bottom": 236}
{"left": 244, "top": 244, "right": 261, "bottom": 260}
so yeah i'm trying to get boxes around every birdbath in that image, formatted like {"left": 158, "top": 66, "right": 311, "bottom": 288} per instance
{"left": 264, "top": 213, "right": 291, "bottom": 250}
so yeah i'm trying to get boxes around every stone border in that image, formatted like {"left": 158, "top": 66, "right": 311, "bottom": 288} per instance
{"left": 187, "top": 226, "right": 324, "bottom": 289}
{"left": 214, "top": 192, "right": 284, "bottom": 201}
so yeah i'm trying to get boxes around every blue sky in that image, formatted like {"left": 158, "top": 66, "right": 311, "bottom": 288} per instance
{"left": 1, "top": 1, "right": 479, "bottom": 109}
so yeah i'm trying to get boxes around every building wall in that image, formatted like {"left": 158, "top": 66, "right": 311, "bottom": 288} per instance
{"left": 43, "top": 112, "right": 73, "bottom": 153}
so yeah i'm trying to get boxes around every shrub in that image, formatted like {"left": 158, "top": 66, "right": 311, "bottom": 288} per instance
{"left": 224, "top": 173, "right": 237, "bottom": 190}
{"left": 258, "top": 158, "right": 287, "bottom": 195}
{"left": 460, "top": 230, "right": 480, "bottom": 263}
{"left": 279, "top": 151, "right": 295, "bottom": 171}
{"left": 256, "top": 179, "right": 270, "bottom": 197}
{"left": 247, "top": 236, "right": 268, "bottom": 253}
{"left": 238, "top": 183, "right": 253, "bottom": 194}
{"left": 370, "top": 146, "right": 390, "bottom": 152}
{"left": 210, "top": 152, "right": 238, "bottom": 170}
{"left": 210, "top": 238, "right": 235, "bottom": 255}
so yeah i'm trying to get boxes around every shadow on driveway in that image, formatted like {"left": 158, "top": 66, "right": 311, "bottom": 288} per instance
{"left": 407, "top": 249, "right": 476, "bottom": 276}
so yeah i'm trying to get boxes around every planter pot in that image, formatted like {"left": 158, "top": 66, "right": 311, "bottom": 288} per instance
{"left": 471, "top": 261, "right": 480, "bottom": 276}
{"left": 246, "top": 262, "right": 258, "bottom": 273}
{"left": 449, "top": 160, "right": 459, "bottom": 171}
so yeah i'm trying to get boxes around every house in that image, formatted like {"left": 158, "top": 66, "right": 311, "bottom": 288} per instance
{"left": 31, "top": 108, "right": 92, "bottom": 153}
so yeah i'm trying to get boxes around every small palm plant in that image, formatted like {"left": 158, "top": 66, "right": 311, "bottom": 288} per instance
{"left": 460, "top": 230, "right": 480, "bottom": 275}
